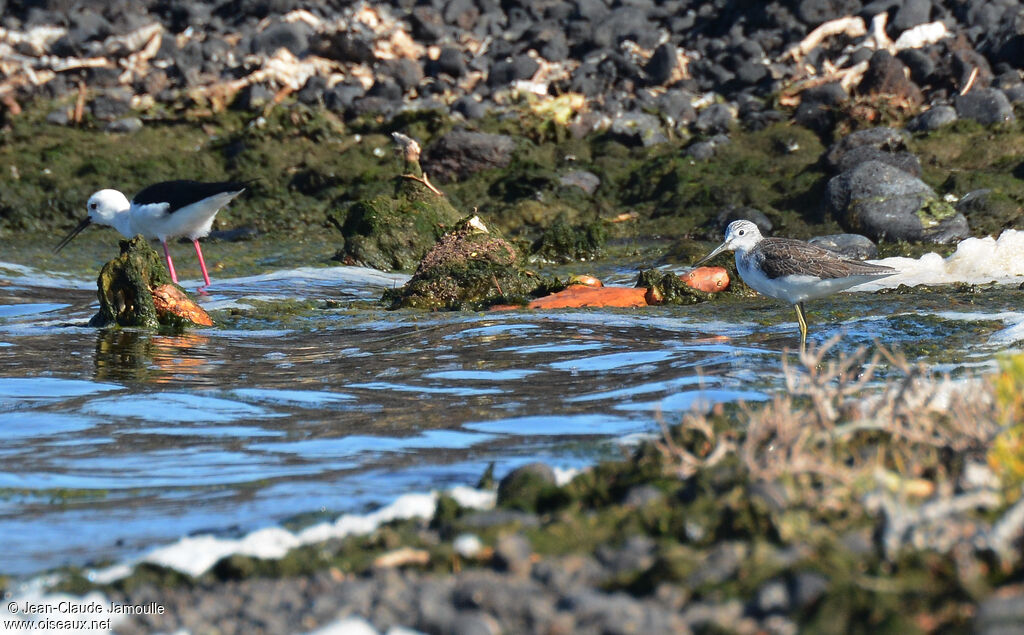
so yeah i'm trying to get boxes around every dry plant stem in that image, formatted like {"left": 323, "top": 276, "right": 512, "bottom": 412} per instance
{"left": 401, "top": 173, "right": 444, "bottom": 196}
{"left": 655, "top": 410, "right": 733, "bottom": 479}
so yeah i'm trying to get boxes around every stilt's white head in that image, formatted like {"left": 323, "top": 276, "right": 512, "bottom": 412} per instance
{"left": 86, "top": 189, "right": 132, "bottom": 227}
{"left": 693, "top": 220, "right": 764, "bottom": 266}
{"left": 54, "top": 189, "right": 132, "bottom": 253}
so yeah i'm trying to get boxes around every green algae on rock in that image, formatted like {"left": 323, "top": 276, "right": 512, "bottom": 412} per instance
{"left": 636, "top": 269, "right": 718, "bottom": 305}
{"left": 90, "top": 236, "right": 211, "bottom": 329}
{"left": 530, "top": 214, "right": 608, "bottom": 263}
{"left": 332, "top": 133, "right": 462, "bottom": 271}
{"left": 383, "top": 215, "right": 561, "bottom": 311}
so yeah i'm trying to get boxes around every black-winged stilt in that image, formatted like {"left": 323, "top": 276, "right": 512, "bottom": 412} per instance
{"left": 55, "top": 180, "right": 248, "bottom": 288}
{"left": 693, "top": 220, "right": 898, "bottom": 351}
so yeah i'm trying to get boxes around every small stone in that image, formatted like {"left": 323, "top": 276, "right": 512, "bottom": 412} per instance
{"left": 756, "top": 579, "right": 790, "bottom": 615}
{"left": 645, "top": 43, "right": 680, "bottom": 85}
{"left": 686, "top": 140, "right": 717, "bottom": 160}
{"left": 452, "top": 96, "right": 487, "bottom": 119}
{"left": 857, "top": 50, "right": 923, "bottom": 105}
{"left": 433, "top": 46, "right": 468, "bottom": 78}
{"left": 825, "top": 127, "right": 911, "bottom": 172}
{"left": 791, "top": 572, "right": 830, "bottom": 609}
{"left": 906, "top": 105, "right": 957, "bottom": 132}
{"left": 251, "top": 21, "right": 308, "bottom": 57}
{"left": 609, "top": 111, "right": 667, "bottom": 147}
{"left": 955, "top": 88, "right": 1015, "bottom": 125}
{"left": 496, "top": 462, "right": 557, "bottom": 511}
{"left": 46, "top": 109, "right": 71, "bottom": 125}
{"left": 694, "top": 103, "right": 735, "bottom": 134}
{"left": 105, "top": 117, "right": 143, "bottom": 134}
{"left": 807, "top": 234, "right": 879, "bottom": 260}
{"left": 89, "top": 94, "right": 131, "bottom": 121}
{"left": 559, "top": 170, "right": 600, "bottom": 195}
{"left": 233, "top": 84, "right": 274, "bottom": 111}
{"left": 493, "top": 534, "right": 533, "bottom": 577}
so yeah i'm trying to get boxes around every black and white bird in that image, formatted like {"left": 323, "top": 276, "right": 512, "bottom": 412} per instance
{"left": 693, "top": 220, "right": 898, "bottom": 351}
{"left": 55, "top": 180, "right": 248, "bottom": 288}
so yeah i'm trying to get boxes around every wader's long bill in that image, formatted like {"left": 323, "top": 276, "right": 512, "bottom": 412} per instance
{"left": 54, "top": 217, "right": 92, "bottom": 253}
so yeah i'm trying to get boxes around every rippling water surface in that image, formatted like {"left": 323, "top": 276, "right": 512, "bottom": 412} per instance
{"left": 0, "top": 256, "right": 1019, "bottom": 576}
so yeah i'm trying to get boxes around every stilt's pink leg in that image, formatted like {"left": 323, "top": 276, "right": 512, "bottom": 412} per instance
{"left": 161, "top": 240, "right": 178, "bottom": 284}
{"left": 193, "top": 239, "right": 212, "bottom": 287}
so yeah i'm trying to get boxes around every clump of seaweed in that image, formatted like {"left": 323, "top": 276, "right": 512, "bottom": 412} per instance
{"left": 530, "top": 214, "right": 608, "bottom": 263}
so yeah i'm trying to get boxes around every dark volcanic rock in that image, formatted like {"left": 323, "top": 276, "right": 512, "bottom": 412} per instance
{"left": 807, "top": 233, "right": 879, "bottom": 259}
{"left": 955, "top": 88, "right": 1015, "bottom": 125}
{"left": 892, "top": 0, "right": 932, "bottom": 31}
{"left": 797, "top": 0, "right": 863, "bottom": 25}
{"left": 856, "top": 50, "right": 923, "bottom": 105}
{"left": 694, "top": 103, "right": 735, "bottom": 135}
{"left": 645, "top": 43, "right": 680, "bottom": 85}
{"left": 906, "top": 105, "right": 957, "bottom": 132}
{"left": 488, "top": 54, "right": 539, "bottom": 87}
{"left": 826, "top": 160, "right": 969, "bottom": 243}
{"left": 233, "top": 83, "right": 274, "bottom": 111}
{"left": 424, "top": 130, "right": 516, "bottom": 183}
{"left": 312, "top": 31, "right": 375, "bottom": 64}
{"left": 833, "top": 145, "right": 922, "bottom": 177}
{"left": 431, "top": 46, "right": 468, "bottom": 78}
{"left": 793, "top": 82, "right": 846, "bottom": 133}
{"left": 251, "top": 21, "right": 307, "bottom": 57}
{"left": 825, "top": 127, "right": 911, "bottom": 173}
{"left": 89, "top": 94, "right": 131, "bottom": 121}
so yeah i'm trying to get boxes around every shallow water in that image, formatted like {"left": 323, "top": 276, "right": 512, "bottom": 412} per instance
{"left": 0, "top": 239, "right": 1022, "bottom": 577}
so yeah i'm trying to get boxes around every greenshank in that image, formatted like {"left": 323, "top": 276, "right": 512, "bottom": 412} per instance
{"left": 693, "top": 220, "right": 897, "bottom": 351}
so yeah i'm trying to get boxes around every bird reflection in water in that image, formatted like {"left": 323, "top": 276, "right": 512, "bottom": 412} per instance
{"left": 94, "top": 330, "right": 211, "bottom": 383}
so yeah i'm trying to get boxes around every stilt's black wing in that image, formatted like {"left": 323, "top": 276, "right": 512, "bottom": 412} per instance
{"left": 132, "top": 180, "right": 248, "bottom": 213}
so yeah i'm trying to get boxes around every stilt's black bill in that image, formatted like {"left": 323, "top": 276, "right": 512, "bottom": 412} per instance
{"left": 54, "top": 217, "right": 92, "bottom": 253}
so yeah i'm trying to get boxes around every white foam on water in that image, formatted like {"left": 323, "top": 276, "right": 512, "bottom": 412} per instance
{"left": 215, "top": 266, "right": 409, "bottom": 289}
{"left": 86, "top": 489, "right": 494, "bottom": 583}
{"left": 0, "top": 262, "right": 407, "bottom": 295}
{"left": 305, "top": 619, "right": 424, "bottom": 635}
{"left": 553, "top": 466, "right": 580, "bottom": 486}
{"left": 2, "top": 484, "right": 500, "bottom": 634}
{"left": 853, "top": 229, "right": 1024, "bottom": 291}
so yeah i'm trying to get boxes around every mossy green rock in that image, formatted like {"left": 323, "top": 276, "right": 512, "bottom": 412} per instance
{"left": 496, "top": 462, "right": 559, "bottom": 512}
{"left": 383, "top": 216, "right": 561, "bottom": 311}
{"left": 333, "top": 139, "right": 462, "bottom": 271}
{"left": 334, "top": 193, "right": 461, "bottom": 271}
{"left": 636, "top": 269, "right": 717, "bottom": 305}
{"left": 89, "top": 236, "right": 177, "bottom": 328}
{"left": 531, "top": 215, "right": 607, "bottom": 263}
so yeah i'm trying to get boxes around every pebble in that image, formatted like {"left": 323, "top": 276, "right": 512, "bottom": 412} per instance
{"left": 807, "top": 233, "right": 879, "bottom": 260}
{"left": 907, "top": 105, "right": 958, "bottom": 132}
{"left": 955, "top": 88, "right": 1016, "bottom": 125}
